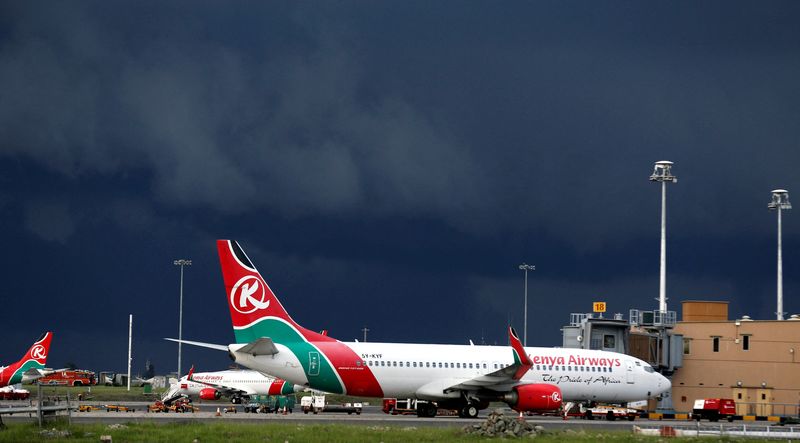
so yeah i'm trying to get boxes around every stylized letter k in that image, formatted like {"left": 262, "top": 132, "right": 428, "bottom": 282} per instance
{"left": 239, "top": 281, "right": 270, "bottom": 310}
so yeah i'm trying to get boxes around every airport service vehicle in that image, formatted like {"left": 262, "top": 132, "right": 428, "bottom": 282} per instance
{"left": 105, "top": 404, "right": 135, "bottom": 413}
{"left": 0, "top": 332, "right": 53, "bottom": 387}
{"left": 171, "top": 240, "right": 670, "bottom": 418}
{"left": 383, "top": 398, "right": 421, "bottom": 415}
{"left": 0, "top": 385, "right": 30, "bottom": 400}
{"left": 162, "top": 366, "right": 301, "bottom": 405}
{"left": 244, "top": 394, "right": 296, "bottom": 413}
{"left": 38, "top": 369, "right": 96, "bottom": 386}
{"left": 576, "top": 404, "right": 638, "bottom": 421}
{"left": 692, "top": 398, "right": 736, "bottom": 422}
{"left": 301, "top": 395, "right": 362, "bottom": 415}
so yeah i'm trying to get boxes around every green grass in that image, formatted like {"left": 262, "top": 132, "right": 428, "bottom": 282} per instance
{"left": 29, "top": 385, "right": 165, "bottom": 402}
{"left": 0, "top": 421, "right": 675, "bottom": 442}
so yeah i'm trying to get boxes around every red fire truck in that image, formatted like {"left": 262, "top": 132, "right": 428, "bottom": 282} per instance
{"left": 38, "top": 370, "right": 97, "bottom": 386}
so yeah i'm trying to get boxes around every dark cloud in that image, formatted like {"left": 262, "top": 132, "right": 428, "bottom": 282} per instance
{"left": 0, "top": 1, "right": 798, "bottom": 372}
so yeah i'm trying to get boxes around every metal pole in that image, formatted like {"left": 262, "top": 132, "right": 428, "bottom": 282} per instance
{"left": 178, "top": 264, "right": 184, "bottom": 377}
{"left": 659, "top": 180, "right": 667, "bottom": 313}
{"left": 127, "top": 314, "right": 132, "bottom": 391}
{"left": 777, "top": 207, "right": 784, "bottom": 320}
{"left": 523, "top": 269, "right": 528, "bottom": 347}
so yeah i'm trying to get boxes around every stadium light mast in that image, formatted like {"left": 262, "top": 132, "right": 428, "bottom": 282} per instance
{"left": 649, "top": 161, "right": 677, "bottom": 313}
{"left": 769, "top": 189, "right": 791, "bottom": 320}
{"left": 174, "top": 259, "right": 192, "bottom": 377}
{"left": 518, "top": 263, "right": 535, "bottom": 347}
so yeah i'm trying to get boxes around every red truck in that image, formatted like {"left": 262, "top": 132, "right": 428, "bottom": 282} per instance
{"left": 38, "top": 370, "right": 97, "bottom": 386}
{"left": 691, "top": 398, "right": 736, "bottom": 422}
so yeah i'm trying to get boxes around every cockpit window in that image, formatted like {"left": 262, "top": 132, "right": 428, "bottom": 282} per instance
{"left": 643, "top": 365, "right": 655, "bottom": 373}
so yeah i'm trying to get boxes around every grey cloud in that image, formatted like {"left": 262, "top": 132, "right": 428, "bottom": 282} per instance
{"left": 24, "top": 199, "right": 77, "bottom": 244}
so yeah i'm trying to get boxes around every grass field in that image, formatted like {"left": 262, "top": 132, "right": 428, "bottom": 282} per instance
{"left": 28, "top": 384, "right": 166, "bottom": 402}
{"left": 0, "top": 420, "right": 674, "bottom": 442}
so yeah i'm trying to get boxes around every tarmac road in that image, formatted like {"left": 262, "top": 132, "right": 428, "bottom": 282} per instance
{"left": 0, "top": 401, "right": 756, "bottom": 432}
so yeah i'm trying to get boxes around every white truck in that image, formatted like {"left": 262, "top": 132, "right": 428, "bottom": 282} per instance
{"left": 575, "top": 404, "right": 639, "bottom": 421}
{"left": 300, "top": 395, "right": 362, "bottom": 415}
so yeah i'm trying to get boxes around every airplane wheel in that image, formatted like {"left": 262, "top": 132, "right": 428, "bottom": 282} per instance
{"left": 465, "top": 405, "right": 479, "bottom": 418}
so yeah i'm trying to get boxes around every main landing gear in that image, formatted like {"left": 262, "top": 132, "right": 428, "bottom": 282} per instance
{"left": 458, "top": 403, "right": 479, "bottom": 418}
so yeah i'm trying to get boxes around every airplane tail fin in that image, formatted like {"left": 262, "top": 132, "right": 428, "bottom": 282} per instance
{"left": 217, "top": 240, "right": 322, "bottom": 343}
{"left": 23, "top": 332, "right": 52, "bottom": 368}
{"left": 1, "top": 332, "right": 53, "bottom": 386}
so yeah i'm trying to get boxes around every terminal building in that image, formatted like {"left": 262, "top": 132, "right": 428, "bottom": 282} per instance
{"left": 562, "top": 300, "right": 800, "bottom": 416}
{"left": 672, "top": 301, "right": 800, "bottom": 417}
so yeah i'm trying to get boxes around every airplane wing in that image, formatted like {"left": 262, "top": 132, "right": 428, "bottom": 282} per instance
{"left": 442, "top": 327, "right": 533, "bottom": 393}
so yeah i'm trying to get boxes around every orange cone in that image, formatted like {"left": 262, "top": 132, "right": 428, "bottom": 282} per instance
{"left": 215, "top": 407, "right": 221, "bottom": 416}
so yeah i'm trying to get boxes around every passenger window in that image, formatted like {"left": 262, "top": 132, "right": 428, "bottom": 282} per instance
{"left": 381, "top": 361, "right": 385, "bottom": 366}
{"left": 456, "top": 363, "right": 461, "bottom": 368}
{"left": 438, "top": 362, "right": 442, "bottom": 368}
{"left": 426, "top": 362, "right": 430, "bottom": 368}
{"left": 413, "top": 362, "right": 417, "bottom": 368}
{"left": 469, "top": 363, "right": 473, "bottom": 369}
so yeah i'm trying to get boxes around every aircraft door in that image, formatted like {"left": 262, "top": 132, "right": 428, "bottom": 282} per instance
{"left": 308, "top": 352, "right": 320, "bottom": 377}
{"left": 625, "top": 360, "right": 634, "bottom": 384}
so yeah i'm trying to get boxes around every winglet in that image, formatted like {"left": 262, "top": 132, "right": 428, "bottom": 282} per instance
{"left": 187, "top": 366, "right": 195, "bottom": 381}
{"left": 509, "top": 327, "right": 532, "bottom": 380}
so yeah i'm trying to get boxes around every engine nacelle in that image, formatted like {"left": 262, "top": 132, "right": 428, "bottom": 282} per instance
{"left": 199, "top": 388, "right": 221, "bottom": 401}
{"left": 503, "top": 383, "right": 562, "bottom": 412}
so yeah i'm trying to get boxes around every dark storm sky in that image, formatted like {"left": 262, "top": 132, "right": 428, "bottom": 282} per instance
{"left": 1, "top": 1, "right": 798, "bottom": 375}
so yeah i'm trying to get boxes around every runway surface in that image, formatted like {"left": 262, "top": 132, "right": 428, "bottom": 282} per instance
{"left": 1, "top": 401, "right": 761, "bottom": 433}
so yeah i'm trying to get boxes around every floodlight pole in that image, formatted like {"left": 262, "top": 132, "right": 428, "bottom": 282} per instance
{"left": 127, "top": 314, "right": 132, "bottom": 391}
{"left": 518, "top": 264, "right": 535, "bottom": 347}
{"left": 650, "top": 161, "right": 676, "bottom": 313}
{"left": 174, "top": 259, "right": 192, "bottom": 377}
{"left": 769, "top": 190, "right": 791, "bottom": 320}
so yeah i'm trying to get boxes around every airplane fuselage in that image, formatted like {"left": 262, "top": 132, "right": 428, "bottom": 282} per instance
{"left": 230, "top": 340, "right": 669, "bottom": 403}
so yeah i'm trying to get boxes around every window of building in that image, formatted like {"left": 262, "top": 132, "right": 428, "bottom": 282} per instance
{"left": 712, "top": 336, "right": 720, "bottom": 352}
{"left": 681, "top": 396, "right": 687, "bottom": 403}
{"left": 762, "top": 393, "right": 766, "bottom": 400}
{"left": 737, "top": 393, "right": 742, "bottom": 400}
{"left": 742, "top": 335, "right": 750, "bottom": 351}
{"left": 683, "top": 339, "right": 691, "bottom": 355}
{"left": 603, "top": 334, "right": 616, "bottom": 349}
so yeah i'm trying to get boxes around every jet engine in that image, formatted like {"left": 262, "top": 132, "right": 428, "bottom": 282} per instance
{"left": 199, "top": 388, "right": 221, "bottom": 400}
{"left": 503, "top": 383, "right": 562, "bottom": 412}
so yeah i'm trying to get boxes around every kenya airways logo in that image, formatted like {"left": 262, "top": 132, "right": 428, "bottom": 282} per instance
{"left": 550, "top": 391, "right": 561, "bottom": 403}
{"left": 230, "top": 275, "right": 270, "bottom": 314}
{"left": 30, "top": 344, "right": 47, "bottom": 360}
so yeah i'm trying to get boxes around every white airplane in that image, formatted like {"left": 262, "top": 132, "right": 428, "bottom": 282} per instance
{"left": 162, "top": 366, "right": 302, "bottom": 404}
{"left": 170, "top": 240, "right": 670, "bottom": 418}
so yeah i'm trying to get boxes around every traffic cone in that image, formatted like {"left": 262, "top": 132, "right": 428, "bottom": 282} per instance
{"left": 215, "top": 407, "right": 221, "bottom": 417}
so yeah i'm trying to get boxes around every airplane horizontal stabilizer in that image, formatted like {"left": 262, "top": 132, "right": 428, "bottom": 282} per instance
{"left": 164, "top": 338, "right": 229, "bottom": 352}
{"left": 236, "top": 338, "right": 279, "bottom": 356}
